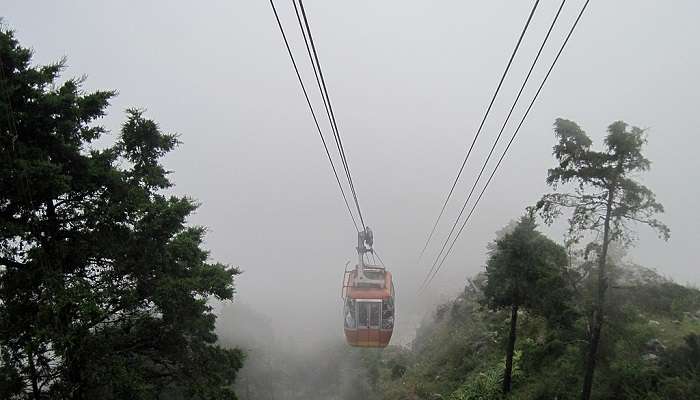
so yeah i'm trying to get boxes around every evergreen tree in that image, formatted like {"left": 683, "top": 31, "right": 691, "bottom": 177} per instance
{"left": 537, "top": 118, "right": 669, "bottom": 400}
{"left": 0, "top": 26, "right": 243, "bottom": 399}
{"left": 482, "top": 214, "right": 572, "bottom": 394}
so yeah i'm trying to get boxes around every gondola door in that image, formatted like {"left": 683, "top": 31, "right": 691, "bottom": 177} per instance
{"left": 356, "top": 300, "right": 382, "bottom": 346}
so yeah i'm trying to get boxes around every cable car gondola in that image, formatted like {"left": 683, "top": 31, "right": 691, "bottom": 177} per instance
{"left": 341, "top": 228, "right": 395, "bottom": 348}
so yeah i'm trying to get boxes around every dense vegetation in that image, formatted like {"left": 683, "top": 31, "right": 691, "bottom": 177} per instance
{"left": 0, "top": 27, "right": 243, "bottom": 398}
{"left": 364, "top": 121, "right": 696, "bottom": 400}
{"left": 538, "top": 118, "right": 669, "bottom": 400}
{"left": 366, "top": 257, "right": 699, "bottom": 399}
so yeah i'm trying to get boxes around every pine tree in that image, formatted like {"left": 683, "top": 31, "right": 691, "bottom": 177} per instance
{"left": 482, "top": 214, "right": 572, "bottom": 394}
{"left": 537, "top": 118, "right": 669, "bottom": 400}
{"left": 0, "top": 26, "right": 243, "bottom": 399}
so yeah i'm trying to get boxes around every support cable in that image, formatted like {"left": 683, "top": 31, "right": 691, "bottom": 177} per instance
{"left": 420, "top": 0, "right": 567, "bottom": 289}
{"left": 422, "top": 0, "right": 591, "bottom": 290}
{"left": 418, "top": 0, "right": 541, "bottom": 261}
{"left": 269, "top": 0, "right": 359, "bottom": 231}
{"left": 297, "top": 0, "right": 367, "bottom": 231}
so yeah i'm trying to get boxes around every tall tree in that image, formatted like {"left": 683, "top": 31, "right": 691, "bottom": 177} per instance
{"left": 537, "top": 118, "right": 669, "bottom": 400}
{"left": 0, "top": 26, "right": 243, "bottom": 399}
{"left": 482, "top": 214, "right": 571, "bottom": 394}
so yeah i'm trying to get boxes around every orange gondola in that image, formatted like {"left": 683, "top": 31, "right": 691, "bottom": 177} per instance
{"left": 341, "top": 228, "right": 395, "bottom": 348}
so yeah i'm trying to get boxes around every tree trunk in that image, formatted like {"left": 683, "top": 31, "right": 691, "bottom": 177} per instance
{"left": 503, "top": 304, "right": 519, "bottom": 394}
{"left": 581, "top": 187, "right": 615, "bottom": 400}
{"left": 26, "top": 348, "right": 40, "bottom": 400}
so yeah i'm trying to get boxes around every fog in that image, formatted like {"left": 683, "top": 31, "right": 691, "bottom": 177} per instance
{"left": 5, "top": 0, "right": 699, "bottom": 366}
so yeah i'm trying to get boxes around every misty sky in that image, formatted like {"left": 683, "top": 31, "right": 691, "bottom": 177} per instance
{"left": 5, "top": 0, "right": 699, "bottom": 343}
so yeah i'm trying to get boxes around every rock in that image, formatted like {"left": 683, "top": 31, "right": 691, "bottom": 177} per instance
{"left": 645, "top": 338, "right": 666, "bottom": 353}
{"left": 648, "top": 320, "right": 661, "bottom": 326}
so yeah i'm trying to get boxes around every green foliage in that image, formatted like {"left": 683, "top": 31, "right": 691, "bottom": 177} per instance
{"left": 482, "top": 215, "right": 574, "bottom": 326}
{"left": 594, "top": 333, "right": 700, "bottom": 400}
{"left": 365, "top": 121, "right": 683, "bottom": 400}
{"left": 449, "top": 352, "right": 522, "bottom": 400}
{"left": 369, "top": 243, "right": 697, "bottom": 400}
{"left": 482, "top": 215, "right": 574, "bottom": 394}
{"left": 615, "top": 280, "right": 700, "bottom": 320}
{"left": 361, "top": 283, "right": 504, "bottom": 400}
{"left": 370, "top": 266, "right": 700, "bottom": 400}
{"left": 538, "top": 118, "right": 669, "bottom": 247}
{"left": 0, "top": 26, "right": 243, "bottom": 398}
{"left": 536, "top": 118, "right": 669, "bottom": 400}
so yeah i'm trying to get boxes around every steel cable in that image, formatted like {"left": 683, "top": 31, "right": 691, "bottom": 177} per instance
{"left": 418, "top": 0, "right": 541, "bottom": 261}
{"left": 269, "top": 0, "right": 360, "bottom": 231}
{"left": 422, "top": 0, "right": 591, "bottom": 290}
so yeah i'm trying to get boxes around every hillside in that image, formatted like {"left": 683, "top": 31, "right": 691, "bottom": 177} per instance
{"left": 365, "top": 264, "right": 700, "bottom": 400}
